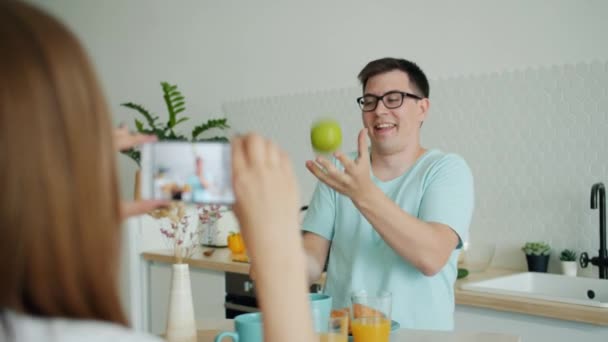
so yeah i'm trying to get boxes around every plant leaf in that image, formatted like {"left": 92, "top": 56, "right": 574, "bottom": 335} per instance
{"left": 121, "top": 102, "right": 158, "bottom": 130}
{"left": 121, "top": 149, "right": 141, "bottom": 166}
{"left": 192, "top": 118, "right": 230, "bottom": 140}
{"left": 175, "top": 117, "right": 189, "bottom": 125}
{"left": 161, "top": 82, "right": 188, "bottom": 129}
{"left": 197, "top": 136, "right": 229, "bottom": 142}
{"left": 135, "top": 119, "right": 144, "bottom": 132}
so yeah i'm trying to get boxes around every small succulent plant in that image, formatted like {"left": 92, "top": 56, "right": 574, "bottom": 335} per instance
{"left": 521, "top": 242, "right": 551, "bottom": 256}
{"left": 559, "top": 249, "right": 577, "bottom": 262}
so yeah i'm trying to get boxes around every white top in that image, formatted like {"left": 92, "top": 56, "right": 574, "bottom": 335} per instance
{"left": 1, "top": 311, "right": 162, "bottom": 342}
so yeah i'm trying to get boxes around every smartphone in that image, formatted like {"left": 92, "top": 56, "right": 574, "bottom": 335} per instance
{"left": 140, "top": 141, "right": 234, "bottom": 204}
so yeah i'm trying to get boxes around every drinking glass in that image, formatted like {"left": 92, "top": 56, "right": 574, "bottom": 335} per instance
{"left": 350, "top": 291, "right": 392, "bottom": 342}
{"left": 317, "top": 316, "right": 348, "bottom": 342}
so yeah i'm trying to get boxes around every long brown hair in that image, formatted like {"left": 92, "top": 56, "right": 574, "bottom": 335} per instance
{"left": 0, "top": 2, "right": 127, "bottom": 325}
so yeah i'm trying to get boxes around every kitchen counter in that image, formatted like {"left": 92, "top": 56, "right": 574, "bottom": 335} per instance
{"left": 142, "top": 249, "right": 608, "bottom": 326}
{"left": 193, "top": 319, "right": 520, "bottom": 342}
{"left": 143, "top": 248, "right": 250, "bottom": 275}
{"left": 455, "top": 268, "right": 608, "bottom": 326}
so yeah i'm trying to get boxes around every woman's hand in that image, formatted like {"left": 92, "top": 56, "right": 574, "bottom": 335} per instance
{"left": 231, "top": 134, "right": 301, "bottom": 256}
{"left": 114, "top": 125, "right": 168, "bottom": 219}
{"left": 230, "top": 133, "right": 315, "bottom": 342}
{"left": 114, "top": 124, "right": 157, "bottom": 152}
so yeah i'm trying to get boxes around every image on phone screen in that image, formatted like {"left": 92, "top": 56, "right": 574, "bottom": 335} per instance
{"left": 140, "top": 141, "right": 234, "bottom": 204}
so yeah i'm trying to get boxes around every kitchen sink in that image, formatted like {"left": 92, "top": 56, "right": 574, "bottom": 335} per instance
{"left": 461, "top": 272, "right": 608, "bottom": 307}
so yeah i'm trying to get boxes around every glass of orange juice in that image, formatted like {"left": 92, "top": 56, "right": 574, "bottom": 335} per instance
{"left": 350, "top": 291, "right": 392, "bottom": 342}
{"left": 317, "top": 315, "right": 348, "bottom": 342}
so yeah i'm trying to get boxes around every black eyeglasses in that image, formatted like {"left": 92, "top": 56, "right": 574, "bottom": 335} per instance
{"left": 356, "top": 91, "right": 423, "bottom": 112}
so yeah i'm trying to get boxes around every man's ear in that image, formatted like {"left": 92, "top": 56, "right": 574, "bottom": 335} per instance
{"left": 418, "top": 98, "right": 430, "bottom": 126}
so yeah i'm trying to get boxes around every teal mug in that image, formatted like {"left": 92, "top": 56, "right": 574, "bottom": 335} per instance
{"left": 215, "top": 294, "right": 332, "bottom": 342}
{"left": 309, "top": 293, "right": 332, "bottom": 333}
{"left": 215, "top": 312, "right": 263, "bottom": 342}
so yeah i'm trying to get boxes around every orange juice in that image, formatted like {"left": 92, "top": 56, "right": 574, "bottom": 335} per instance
{"left": 350, "top": 317, "right": 391, "bottom": 342}
{"left": 318, "top": 332, "right": 348, "bottom": 342}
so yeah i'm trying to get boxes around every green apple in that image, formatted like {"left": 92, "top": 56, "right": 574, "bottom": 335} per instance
{"left": 310, "top": 119, "right": 342, "bottom": 153}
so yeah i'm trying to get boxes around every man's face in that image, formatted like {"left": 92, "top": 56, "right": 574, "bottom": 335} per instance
{"left": 361, "top": 70, "right": 428, "bottom": 155}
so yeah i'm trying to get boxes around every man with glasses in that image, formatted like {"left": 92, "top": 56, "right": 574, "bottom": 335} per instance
{"left": 301, "top": 57, "right": 474, "bottom": 330}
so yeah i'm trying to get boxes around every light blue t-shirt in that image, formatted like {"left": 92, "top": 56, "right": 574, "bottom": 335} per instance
{"left": 302, "top": 149, "right": 474, "bottom": 331}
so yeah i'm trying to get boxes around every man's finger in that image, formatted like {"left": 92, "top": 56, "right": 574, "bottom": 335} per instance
{"left": 305, "top": 161, "right": 343, "bottom": 192}
{"left": 356, "top": 128, "right": 369, "bottom": 162}
{"left": 334, "top": 151, "right": 355, "bottom": 170}
{"left": 315, "top": 157, "right": 345, "bottom": 181}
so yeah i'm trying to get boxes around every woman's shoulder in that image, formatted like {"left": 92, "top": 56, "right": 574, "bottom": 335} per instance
{"left": 4, "top": 311, "right": 163, "bottom": 342}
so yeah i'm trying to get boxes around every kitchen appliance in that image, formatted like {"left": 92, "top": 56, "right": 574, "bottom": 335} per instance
{"left": 224, "top": 206, "right": 329, "bottom": 318}
{"left": 201, "top": 208, "right": 238, "bottom": 247}
{"left": 224, "top": 272, "right": 325, "bottom": 318}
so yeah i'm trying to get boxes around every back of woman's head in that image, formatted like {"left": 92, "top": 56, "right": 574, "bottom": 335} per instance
{"left": 0, "top": 1, "right": 126, "bottom": 325}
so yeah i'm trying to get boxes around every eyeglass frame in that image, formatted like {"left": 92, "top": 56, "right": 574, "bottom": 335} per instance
{"left": 356, "top": 90, "right": 423, "bottom": 112}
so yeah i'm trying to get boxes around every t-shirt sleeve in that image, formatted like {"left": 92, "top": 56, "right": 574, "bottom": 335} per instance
{"left": 418, "top": 154, "right": 474, "bottom": 249}
{"left": 301, "top": 179, "right": 336, "bottom": 241}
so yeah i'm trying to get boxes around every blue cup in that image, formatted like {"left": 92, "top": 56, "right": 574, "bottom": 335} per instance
{"left": 215, "top": 294, "right": 332, "bottom": 341}
{"left": 215, "top": 312, "right": 263, "bottom": 342}
{"left": 309, "top": 293, "right": 332, "bottom": 332}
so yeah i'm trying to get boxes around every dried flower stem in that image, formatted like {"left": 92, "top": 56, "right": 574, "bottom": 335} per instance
{"left": 151, "top": 203, "right": 226, "bottom": 264}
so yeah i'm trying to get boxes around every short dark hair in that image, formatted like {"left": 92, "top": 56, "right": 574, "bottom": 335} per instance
{"left": 358, "top": 57, "right": 430, "bottom": 98}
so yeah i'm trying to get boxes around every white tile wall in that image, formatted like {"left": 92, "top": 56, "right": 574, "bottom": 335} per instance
{"left": 222, "top": 61, "right": 608, "bottom": 275}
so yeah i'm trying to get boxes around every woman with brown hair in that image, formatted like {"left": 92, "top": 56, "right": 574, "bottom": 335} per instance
{"left": 0, "top": 1, "right": 162, "bottom": 340}
{"left": 0, "top": 2, "right": 314, "bottom": 342}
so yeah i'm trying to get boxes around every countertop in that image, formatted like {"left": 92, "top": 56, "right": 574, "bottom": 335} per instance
{"left": 143, "top": 248, "right": 250, "bottom": 275}
{"left": 143, "top": 249, "right": 608, "bottom": 326}
{"left": 455, "top": 268, "right": 608, "bottom": 326}
{"left": 194, "top": 319, "right": 520, "bottom": 342}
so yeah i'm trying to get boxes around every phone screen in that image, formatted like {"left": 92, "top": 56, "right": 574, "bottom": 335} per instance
{"left": 140, "top": 141, "right": 234, "bottom": 204}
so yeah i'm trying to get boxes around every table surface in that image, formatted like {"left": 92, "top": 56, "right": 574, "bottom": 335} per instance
{"left": 195, "top": 319, "right": 521, "bottom": 342}
{"left": 143, "top": 249, "right": 608, "bottom": 326}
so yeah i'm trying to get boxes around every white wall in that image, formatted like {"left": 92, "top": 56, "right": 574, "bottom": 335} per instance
{"left": 28, "top": 0, "right": 608, "bottom": 333}
{"left": 221, "top": 62, "right": 608, "bottom": 276}
{"left": 29, "top": 0, "right": 608, "bottom": 201}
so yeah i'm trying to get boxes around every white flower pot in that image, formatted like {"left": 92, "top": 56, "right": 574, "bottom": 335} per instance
{"left": 561, "top": 261, "right": 578, "bottom": 277}
{"left": 166, "top": 264, "right": 197, "bottom": 342}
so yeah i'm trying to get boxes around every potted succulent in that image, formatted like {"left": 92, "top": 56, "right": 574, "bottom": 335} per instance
{"left": 521, "top": 242, "right": 551, "bottom": 273}
{"left": 559, "top": 249, "right": 577, "bottom": 277}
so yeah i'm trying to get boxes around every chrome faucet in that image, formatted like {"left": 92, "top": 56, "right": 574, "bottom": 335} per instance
{"left": 580, "top": 182, "right": 608, "bottom": 279}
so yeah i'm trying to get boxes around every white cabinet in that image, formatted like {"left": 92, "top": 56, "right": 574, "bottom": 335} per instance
{"left": 455, "top": 305, "right": 608, "bottom": 341}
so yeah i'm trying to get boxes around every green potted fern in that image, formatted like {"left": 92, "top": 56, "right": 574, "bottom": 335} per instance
{"left": 559, "top": 249, "right": 577, "bottom": 277}
{"left": 121, "top": 82, "right": 230, "bottom": 197}
{"left": 521, "top": 242, "right": 551, "bottom": 273}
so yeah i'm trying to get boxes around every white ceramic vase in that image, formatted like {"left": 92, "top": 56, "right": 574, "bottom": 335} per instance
{"left": 166, "top": 263, "right": 197, "bottom": 342}
{"left": 561, "top": 261, "right": 578, "bottom": 277}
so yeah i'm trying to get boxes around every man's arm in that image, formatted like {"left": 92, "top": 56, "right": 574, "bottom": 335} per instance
{"left": 249, "top": 232, "right": 330, "bottom": 286}
{"left": 353, "top": 186, "right": 459, "bottom": 276}
{"left": 306, "top": 129, "right": 472, "bottom": 277}
{"left": 302, "top": 232, "right": 331, "bottom": 285}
